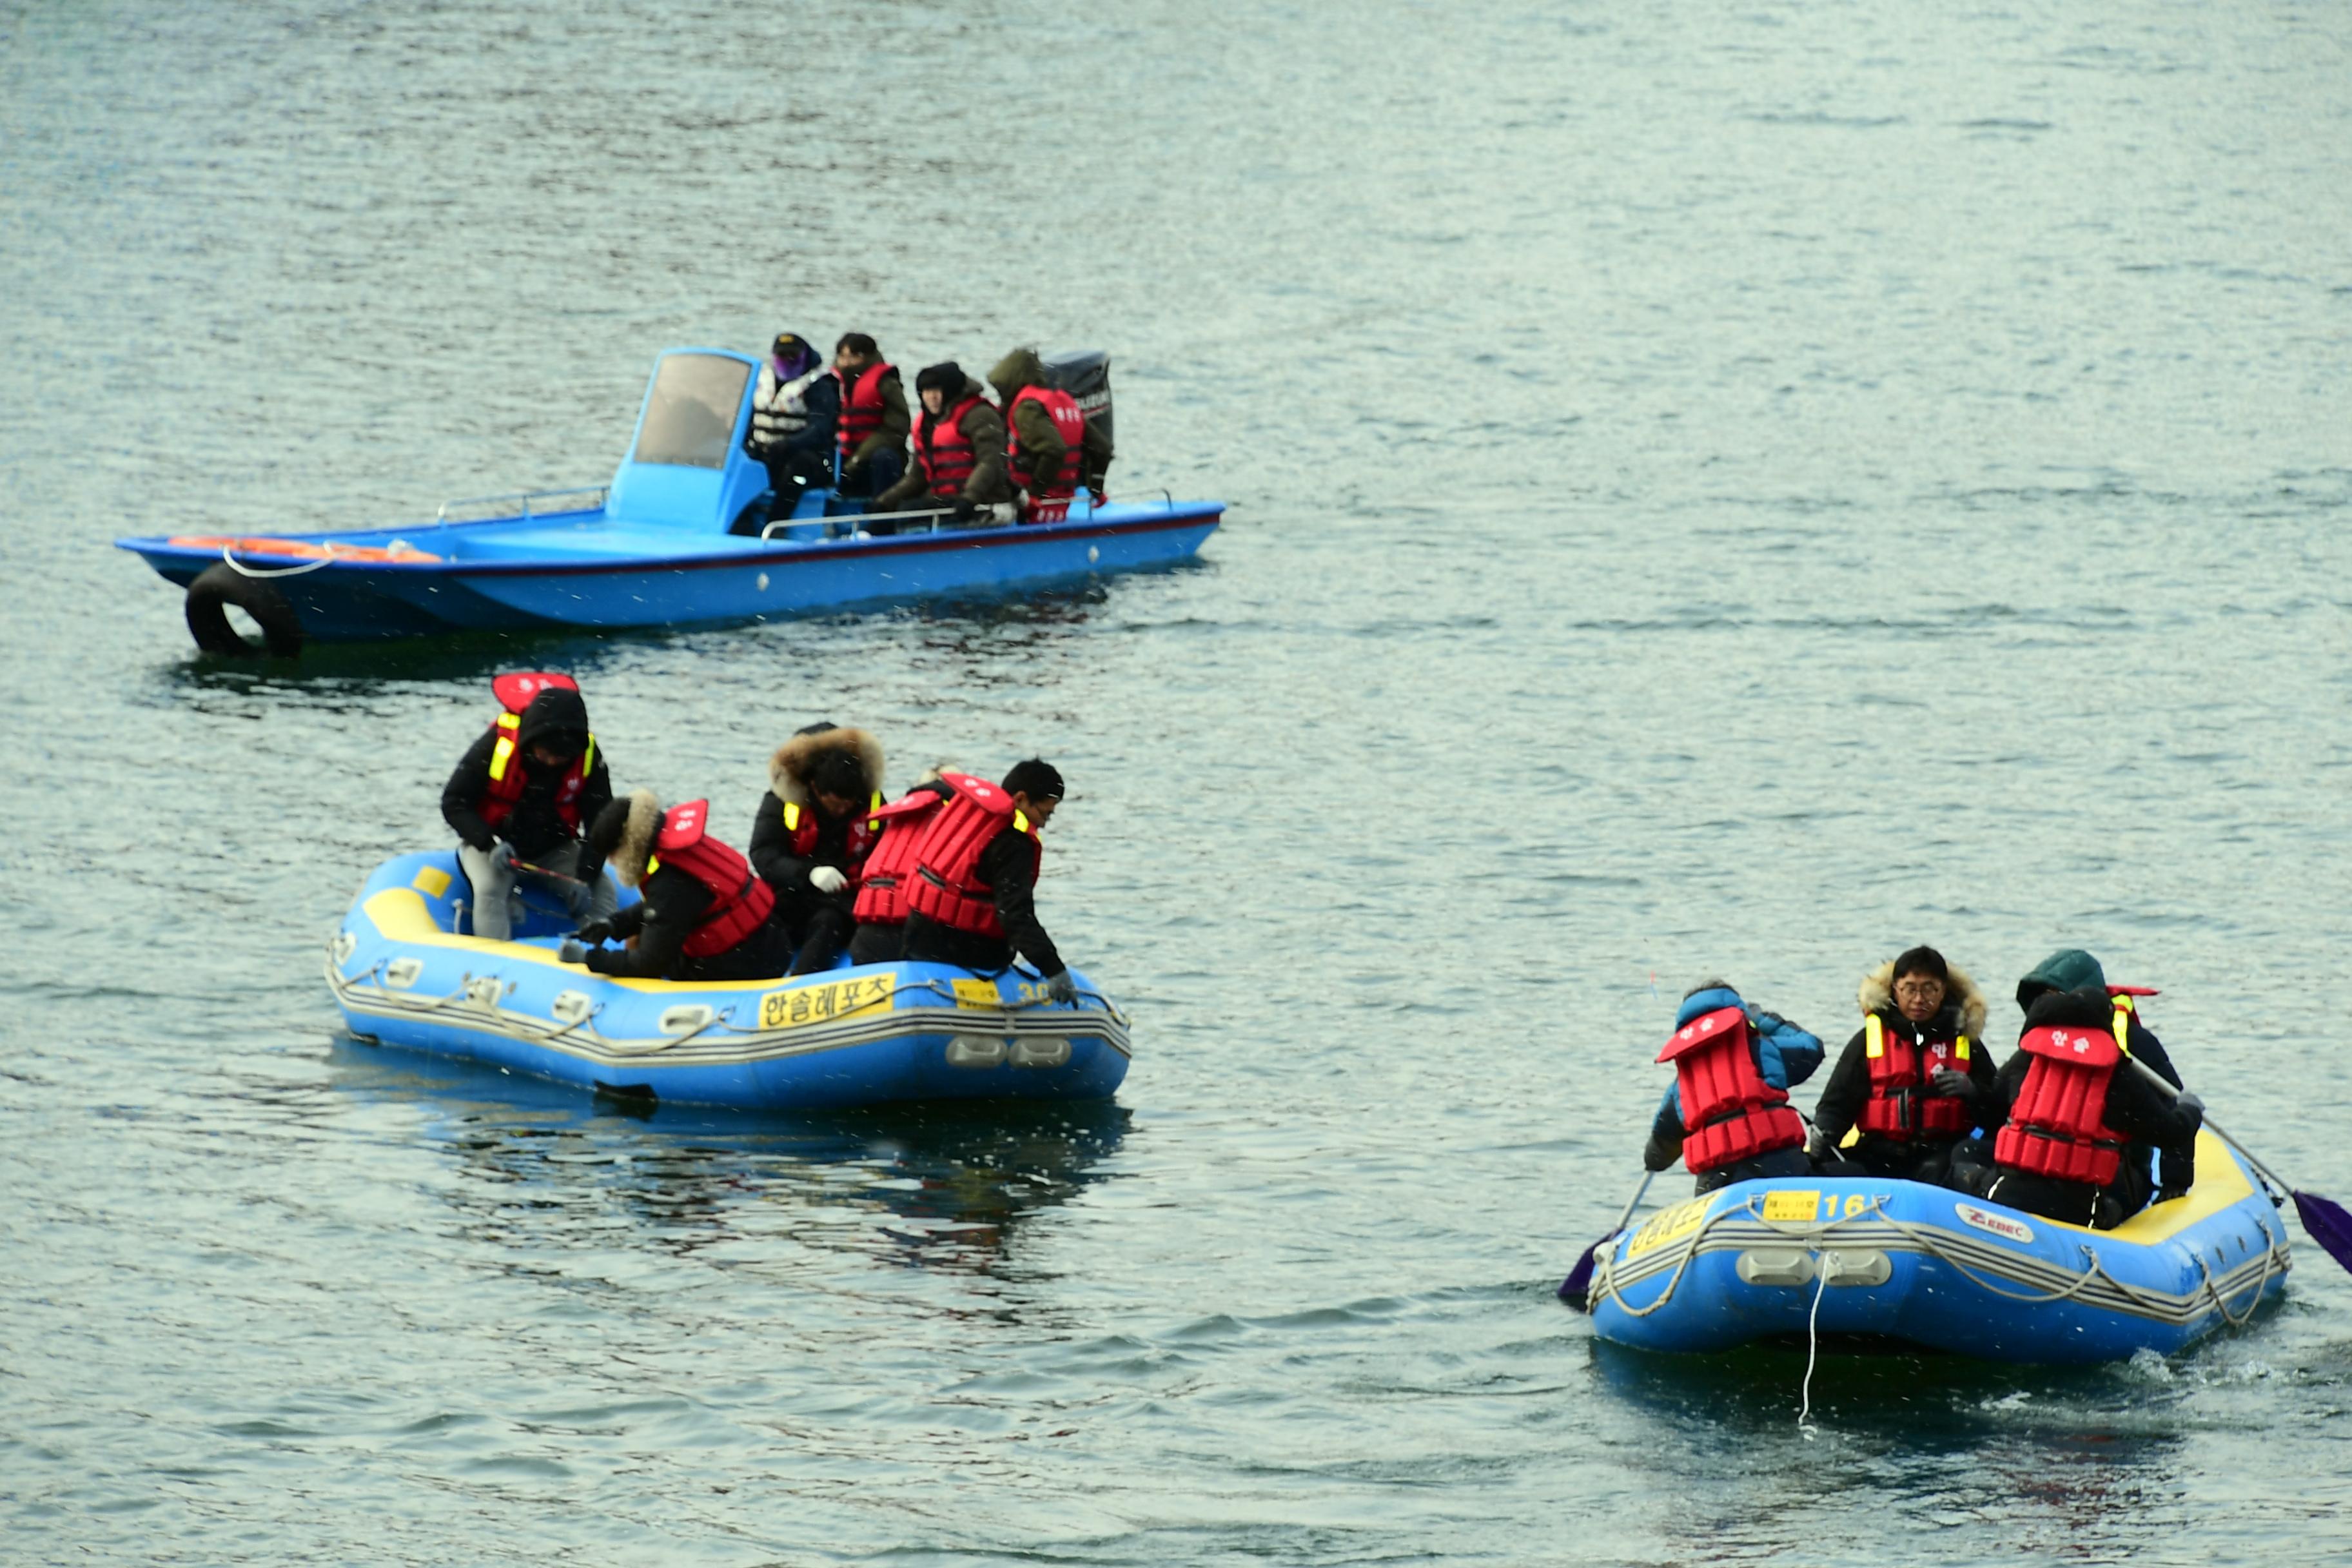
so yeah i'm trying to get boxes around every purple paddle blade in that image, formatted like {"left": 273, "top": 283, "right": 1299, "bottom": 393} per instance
{"left": 1558, "top": 1233, "right": 1615, "bottom": 1309}
{"left": 2292, "top": 1190, "right": 2352, "bottom": 1276}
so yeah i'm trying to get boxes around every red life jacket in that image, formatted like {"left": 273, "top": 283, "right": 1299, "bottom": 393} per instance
{"left": 852, "top": 788, "right": 948, "bottom": 925}
{"left": 911, "top": 396, "right": 983, "bottom": 498}
{"left": 903, "top": 772, "right": 1041, "bottom": 939}
{"left": 835, "top": 361, "right": 896, "bottom": 460}
{"left": 1006, "top": 386, "right": 1085, "bottom": 521}
{"left": 476, "top": 672, "right": 594, "bottom": 834}
{"left": 778, "top": 793, "right": 883, "bottom": 868}
{"left": 1993, "top": 1023, "right": 2130, "bottom": 1188}
{"left": 646, "top": 800, "right": 776, "bottom": 959}
{"left": 1855, "top": 1012, "right": 1975, "bottom": 1141}
{"left": 1658, "top": 1006, "right": 1807, "bottom": 1174}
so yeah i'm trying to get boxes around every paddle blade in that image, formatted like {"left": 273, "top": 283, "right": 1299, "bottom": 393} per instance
{"left": 2292, "top": 1190, "right": 2352, "bottom": 1276}
{"left": 1558, "top": 1233, "right": 1614, "bottom": 1310}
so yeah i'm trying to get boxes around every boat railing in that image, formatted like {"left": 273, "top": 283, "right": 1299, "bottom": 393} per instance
{"left": 760, "top": 507, "right": 957, "bottom": 541}
{"left": 435, "top": 486, "right": 609, "bottom": 525}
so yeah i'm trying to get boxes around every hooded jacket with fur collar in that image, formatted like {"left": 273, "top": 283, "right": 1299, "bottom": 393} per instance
{"left": 1812, "top": 957, "right": 1999, "bottom": 1146}
{"left": 750, "top": 727, "right": 886, "bottom": 894}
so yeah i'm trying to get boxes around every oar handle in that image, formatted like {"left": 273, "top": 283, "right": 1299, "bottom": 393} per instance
{"left": 1608, "top": 1170, "right": 1658, "bottom": 1236}
{"left": 2122, "top": 1055, "right": 2291, "bottom": 1195}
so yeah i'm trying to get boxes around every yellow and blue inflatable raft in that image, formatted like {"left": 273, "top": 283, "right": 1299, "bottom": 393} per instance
{"left": 1587, "top": 1142, "right": 2288, "bottom": 1363}
{"left": 325, "top": 851, "right": 1130, "bottom": 1110}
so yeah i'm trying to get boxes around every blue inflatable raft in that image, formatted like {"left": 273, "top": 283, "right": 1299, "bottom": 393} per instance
{"left": 1585, "top": 1148, "right": 2289, "bottom": 1363}
{"left": 119, "top": 346, "right": 1222, "bottom": 652}
{"left": 324, "top": 852, "right": 1131, "bottom": 1111}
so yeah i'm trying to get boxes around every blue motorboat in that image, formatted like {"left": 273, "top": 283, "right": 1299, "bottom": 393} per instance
{"left": 119, "top": 347, "right": 1223, "bottom": 655}
{"left": 1583, "top": 1149, "right": 2289, "bottom": 1364}
{"left": 325, "top": 850, "right": 1132, "bottom": 1112}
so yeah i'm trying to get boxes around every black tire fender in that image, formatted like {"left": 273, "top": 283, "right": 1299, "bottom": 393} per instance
{"left": 184, "top": 561, "right": 305, "bottom": 658}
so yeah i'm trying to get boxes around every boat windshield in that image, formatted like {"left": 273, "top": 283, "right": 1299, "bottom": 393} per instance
{"left": 631, "top": 354, "right": 752, "bottom": 469}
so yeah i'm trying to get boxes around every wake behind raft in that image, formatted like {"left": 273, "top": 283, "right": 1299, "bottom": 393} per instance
{"left": 326, "top": 851, "right": 1130, "bottom": 1110}
{"left": 1574, "top": 1149, "right": 2289, "bottom": 1364}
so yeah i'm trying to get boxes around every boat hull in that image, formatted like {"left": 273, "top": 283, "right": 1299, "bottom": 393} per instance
{"left": 327, "top": 852, "right": 1131, "bottom": 1111}
{"left": 1587, "top": 1151, "right": 2289, "bottom": 1363}
{"left": 120, "top": 502, "right": 1220, "bottom": 644}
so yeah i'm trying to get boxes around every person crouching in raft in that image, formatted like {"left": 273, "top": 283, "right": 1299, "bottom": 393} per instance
{"left": 1807, "top": 945, "right": 1999, "bottom": 1186}
{"left": 843, "top": 768, "right": 956, "bottom": 967}
{"left": 749, "top": 722, "right": 885, "bottom": 977}
{"left": 1642, "top": 980, "right": 1825, "bottom": 1195}
{"left": 899, "top": 759, "right": 1078, "bottom": 1003}
{"left": 561, "top": 792, "right": 790, "bottom": 982}
{"left": 1977, "top": 986, "right": 2205, "bottom": 1229}
{"left": 440, "top": 672, "right": 618, "bottom": 941}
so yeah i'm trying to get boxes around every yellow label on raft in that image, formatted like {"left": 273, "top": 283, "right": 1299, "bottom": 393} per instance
{"left": 1626, "top": 1199, "right": 1708, "bottom": 1259}
{"left": 1763, "top": 1190, "right": 1821, "bottom": 1223}
{"left": 952, "top": 979, "right": 1004, "bottom": 1009}
{"left": 757, "top": 974, "right": 896, "bottom": 1031}
{"left": 411, "top": 865, "right": 452, "bottom": 898}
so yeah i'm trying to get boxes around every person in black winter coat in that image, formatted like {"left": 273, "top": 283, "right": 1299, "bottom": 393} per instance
{"left": 566, "top": 792, "right": 789, "bottom": 983}
{"left": 901, "top": 758, "right": 1072, "bottom": 999}
{"left": 440, "top": 683, "right": 616, "bottom": 940}
{"left": 1978, "top": 987, "right": 2205, "bottom": 1229}
{"left": 748, "top": 723, "right": 885, "bottom": 976}
{"left": 1810, "top": 946, "right": 2001, "bottom": 1185}
{"left": 2008, "top": 948, "right": 2195, "bottom": 1198}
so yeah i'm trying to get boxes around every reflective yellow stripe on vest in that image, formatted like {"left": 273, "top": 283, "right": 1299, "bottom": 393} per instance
{"left": 1954, "top": 1034, "right": 1971, "bottom": 1063}
{"left": 1013, "top": 809, "right": 1032, "bottom": 834}
{"left": 581, "top": 734, "right": 596, "bottom": 776}
{"left": 645, "top": 854, "right": 660, "bottom": 876}
{"left": 1864, "top": 1014, "right": 1884, "bottom": 1058}
{"left": 2111, "top": 995, "right": 2135, "bottom": 1053}
{"left": 782, "top": 800, "right": 801, "bottom": 831}
{"left": 489, "top": 712, "right": 520, "bottom": 781}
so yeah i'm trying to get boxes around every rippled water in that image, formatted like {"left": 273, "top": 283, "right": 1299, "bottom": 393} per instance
{"left": 8, "top": 1, "right": 2352, "bottom": 1561}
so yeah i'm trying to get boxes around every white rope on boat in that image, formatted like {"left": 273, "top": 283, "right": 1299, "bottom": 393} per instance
{"left": 220, "top": 544, "right": 338, "bottom": 577}
{"left": 1799, "top": 1250, "right": 1837, "bottom": 1433}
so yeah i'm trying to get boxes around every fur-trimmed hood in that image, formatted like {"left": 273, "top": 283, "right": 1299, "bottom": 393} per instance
{"left": 768, "top": 726, "right": 885, "bottom": 806}
{"left": 1858, "top": 957, "right": 1988, "bottom": 1038}
{"left": 609, "top": 789, "right": 663, "bottom": 888}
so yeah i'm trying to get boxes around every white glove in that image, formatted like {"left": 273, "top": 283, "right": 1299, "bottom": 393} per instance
{"left": 990, "top": 502, "right": 1019, "bottom": 525}
{"left": 808, "top": 865, "right": 848, "bottom": 894}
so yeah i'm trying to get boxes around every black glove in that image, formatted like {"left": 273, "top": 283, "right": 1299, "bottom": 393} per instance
{"left": 952, "top": 496, "right": 979, "bottom": 524}
{"left": 575, "top": 919, "right": 614, "bottom": 946}
{"left": 1930, "top": 1069, "right": 1973, "bottom": 1097}
{"left": 1642, "top": 1132, "right": 1678, "bottom": 1173}
{"left": 465, "top": 830, "right": 498, "bottom": 854}
{"left": 1043, "top": 970, "right": 1078, "bottom": 1003}
{"left": 1805, "top": 1125, "right": 1834, "bottom": 1162}
{"left": 558, "top": 939, "right": 587, "bottom": 965}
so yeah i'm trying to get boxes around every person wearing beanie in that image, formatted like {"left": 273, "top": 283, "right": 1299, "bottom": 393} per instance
{"left": 872, "top": 361, "right": 1011, "bottom": 527}
{"left": 2004, "top": 948, "right": 2194, "bottom": 1200}
{"left": 748, "top": 722, "right": 887, "bottom": 975}
{"left": 987, "top": 347, "right": 1113, "bottom": 522}
{"left": 1978, "top": 986, "right": 2205, "bottom": 1228}
{"left": 1808, "top": 945, "right": 2000, "bottom": 1185}
{"left": 440, "top": 673, "right": 618, "bottom": 941}
{"left": 899, "top": 758, "right": 1077, "bottom": 999}
{"left": 830, "top": 333, "right": 910, "bottom": 501}
{"left": 743, "top": 331, "right": 840, "bottom": 528}
{"left": 1642, "top": 979, "right": 1825, "bottom": 1195}
{"left": 564, "top": 792, "right": 789, "bottom": 983}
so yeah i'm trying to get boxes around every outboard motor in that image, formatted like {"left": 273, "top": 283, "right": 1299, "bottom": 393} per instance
{"left": 1039, "top": 349, "right": 1112, "bottom": 453}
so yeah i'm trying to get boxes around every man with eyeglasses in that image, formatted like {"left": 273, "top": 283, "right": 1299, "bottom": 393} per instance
{"left": 1808, "top": 945, "right": 2000, "bottom": 1185}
